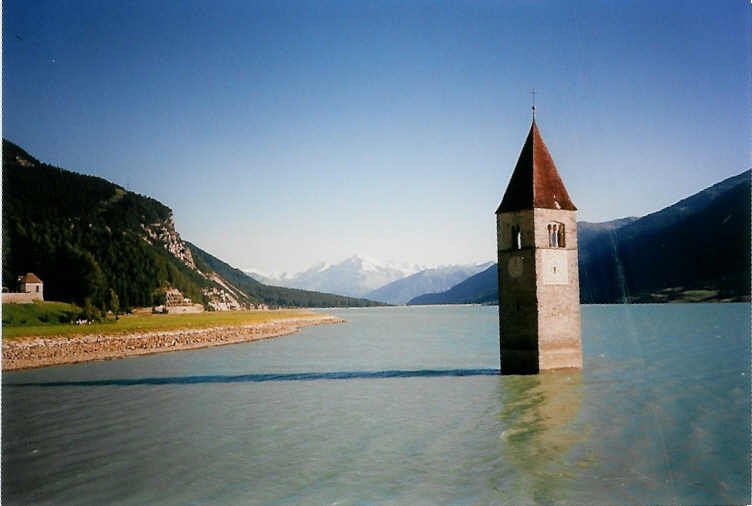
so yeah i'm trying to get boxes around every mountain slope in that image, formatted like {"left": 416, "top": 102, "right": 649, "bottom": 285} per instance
{"left": 408, "top": 170, "right": 751, "bottom": 304}
{"left": 582, "top": 170, "right": 750, "bottom": 303}
{"left": 577, "top": 217, "right": 638, "bottom": 253}
{"left": 366, "top": 263, "right": 493, "bottom": 304}
{"left": 2, "top": 140, "right": 382, "bottom": 310}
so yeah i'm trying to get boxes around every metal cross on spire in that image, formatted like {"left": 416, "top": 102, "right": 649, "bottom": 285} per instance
{"left": 530, "top": 88, "right": 537, "bottom": 120}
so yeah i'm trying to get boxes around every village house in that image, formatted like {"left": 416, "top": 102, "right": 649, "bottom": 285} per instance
{"left": 2, "top": 273, "right": 44, "bottom": 303}
{"left": 159, "top": 287, "right": 204, "bottom": 314}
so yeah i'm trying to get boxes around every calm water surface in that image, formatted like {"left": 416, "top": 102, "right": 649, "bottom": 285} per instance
{"left": 3, "top": 304, "right": 750, "bottom": 505}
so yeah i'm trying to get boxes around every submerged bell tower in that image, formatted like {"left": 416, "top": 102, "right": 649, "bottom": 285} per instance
{"left": 495, "top": 113, "right": 582, "bottom": 374}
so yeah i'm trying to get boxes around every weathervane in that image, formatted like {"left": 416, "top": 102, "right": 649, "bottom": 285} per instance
{"left": 530, "top": 88, "right": 537, "bottom": 120}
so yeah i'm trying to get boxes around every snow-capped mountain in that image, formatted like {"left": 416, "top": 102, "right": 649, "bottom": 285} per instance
{"left": 245, "top": 255, "right": 424, "bottom": 298}
{"left": 365, "top": 262, "right": 495, "bottom": 304}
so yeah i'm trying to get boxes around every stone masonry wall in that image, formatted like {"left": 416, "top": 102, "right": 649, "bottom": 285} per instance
{"left": 533, "top": 209, "right": 582, "bottom": 370}
{"left": 497, "top": 208, "right": 582, "bottom": 372}
{"left": 2, "top": 293, "right": 35, "bottom": 304}
{"left": 497, "top": 210, "right": 539, "bottom": 373}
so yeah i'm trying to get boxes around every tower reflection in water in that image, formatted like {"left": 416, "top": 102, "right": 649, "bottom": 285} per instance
{"left": 494, "top": 371, "right": 590, "bottom": 503}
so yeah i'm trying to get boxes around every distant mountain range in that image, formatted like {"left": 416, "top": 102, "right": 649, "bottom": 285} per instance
{"left": 408, "top": 264, "right": 499, "bottom": 305}
{"left": 365, "top": 262, "right": 493, "bottom": 304}
{"left": 249, "top": 258, "right": 494, "bottom": 304}
{"left": 2, "top": 140, "right": 382, "bottom": 310}
{"left": 409, "top": 170, "right": 750, "bottom": 305}
{"left": 188, "top": 246, "right": 386, "bottom": 309}
{"left": 248, "top": 255, "right": 425, "bottom": 298}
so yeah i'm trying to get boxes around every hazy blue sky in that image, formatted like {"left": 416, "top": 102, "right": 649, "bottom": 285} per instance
{"left": 3, "top": 1, "right": 749, "bottom": 275}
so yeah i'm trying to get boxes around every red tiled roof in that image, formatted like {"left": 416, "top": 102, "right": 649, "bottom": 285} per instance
{"left": 19, "top": 272, "right": 42, "bottom": 283}
{"left": 496, "top": 120, "right": 576, "bottom": 213}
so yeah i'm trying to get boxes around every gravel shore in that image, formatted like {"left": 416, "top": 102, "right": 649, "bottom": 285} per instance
{"left": 3, "top": 315, "right": 344, "bottom": 371}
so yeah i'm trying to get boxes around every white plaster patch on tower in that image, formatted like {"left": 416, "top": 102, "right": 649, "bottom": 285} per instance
{"left": 541, "top": 249, "right": 569, "bottom": 285}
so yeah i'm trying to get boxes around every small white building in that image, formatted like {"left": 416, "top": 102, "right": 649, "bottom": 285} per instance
{"left": 2, "top": 273, "right": 44, "bottom": 303}
{"left": 18, "top": 273, "right": 44, "bottom": 300}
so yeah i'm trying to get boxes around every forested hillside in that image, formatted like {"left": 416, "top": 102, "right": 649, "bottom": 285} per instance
{"left": 2, "top": 140, "right": 213, "bottom": 311}
{"left": 2, "top": 140, "right": 381, "bottom": 311}
{"left": 580, "top": 170, "right": 750, "bottom": 303}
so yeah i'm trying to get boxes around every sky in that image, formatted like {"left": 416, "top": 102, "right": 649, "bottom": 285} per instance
{"left": 3, "top": 0, "right": 749, "bottom": 275}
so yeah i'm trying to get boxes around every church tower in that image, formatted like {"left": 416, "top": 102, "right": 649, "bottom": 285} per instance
{"left": 496, "top": 117, "right": 582, "bottom": 374}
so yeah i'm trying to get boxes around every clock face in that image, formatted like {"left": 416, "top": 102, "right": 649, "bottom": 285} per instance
{"left": 507, "top": 256, "right": 523, "bottom": 278}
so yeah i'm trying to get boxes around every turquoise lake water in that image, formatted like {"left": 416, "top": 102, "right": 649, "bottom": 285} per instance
{"left": 3, "top": 304, "right": 750, "bottom": 505}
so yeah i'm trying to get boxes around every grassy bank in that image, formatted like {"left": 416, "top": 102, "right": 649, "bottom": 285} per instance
{"left": 2, "top": 301, "right": 83, "bottom": 327}
{"left": 2, "top": 306, "right": 316, "bottom": 339}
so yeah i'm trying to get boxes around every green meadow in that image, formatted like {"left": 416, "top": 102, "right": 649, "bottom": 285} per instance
{"left": 2, "top": 301, "right": 315, "bottom": 339}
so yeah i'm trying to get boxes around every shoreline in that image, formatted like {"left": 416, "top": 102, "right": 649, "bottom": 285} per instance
{"left": 2, "top": 315, "right": 344, "bottom": 371}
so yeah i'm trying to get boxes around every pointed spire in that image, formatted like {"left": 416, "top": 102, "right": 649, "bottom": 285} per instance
{"left": 530, "top": 88, "right": 536, "bottom": 121}
{"left": 496, "top": 119, "right": 576, "bottom": 213}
